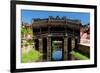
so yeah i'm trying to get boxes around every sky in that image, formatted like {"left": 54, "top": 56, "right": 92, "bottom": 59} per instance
{"left": 21, "top": 10, "right": 90, "bottom": 25}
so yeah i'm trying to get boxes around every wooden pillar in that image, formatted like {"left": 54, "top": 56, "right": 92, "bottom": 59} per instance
{"left": 39, "top": 38, "right": 43, "bottom": 61}
{"left": 71, "top": 38, "right": 75, "bottom": 60}
{"left": 72, "top": 38, "right": 75, "bottom": 49}
{"left": 47, "top": 37, "right": 51, "bottom": 61}
{"left": 64, "top": 37, "right": 68, "bottom": 60}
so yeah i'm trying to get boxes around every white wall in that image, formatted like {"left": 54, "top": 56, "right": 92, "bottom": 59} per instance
{"left": 0, "top": 0, "right": 99, "bottom": 73}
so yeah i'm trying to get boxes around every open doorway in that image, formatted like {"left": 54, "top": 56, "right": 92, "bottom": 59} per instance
{"left": 68, "top": 38, "right": 72, "bottom": 60}
{"left": 43, "top": 38, "right": 47, "bottom": 61}
{"left": 34, "top": 39, "right": 39, "bottom": 51}
{"left": 51, "top": 37, "right": 64, "bottom": 61}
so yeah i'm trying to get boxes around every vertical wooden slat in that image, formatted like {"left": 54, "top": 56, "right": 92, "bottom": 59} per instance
{"left": 47, "top": 37, "right": 51, "bottom": 61}
{"left": 64, "top": 37, "right": 68, "bottom": 60}
{"left": 39, "top": 38, "right": 43, "bottom": 61}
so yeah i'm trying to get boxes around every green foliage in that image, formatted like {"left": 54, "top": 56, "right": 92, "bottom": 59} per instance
{"left": 21, "top": 26, "right": 32, "bottom": 36}
{"left": 70, "top": 50, "right": 89, "bottom": 60}
{"left": 52, "top": 41, "right": 58, "bottom": 51}
{"left": 27, "top": 40, "right": 33, "bottom": 45}
{"left": 21, "top": 49, "right": 42, "bottom": 63}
